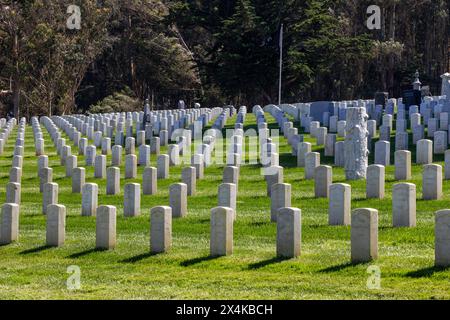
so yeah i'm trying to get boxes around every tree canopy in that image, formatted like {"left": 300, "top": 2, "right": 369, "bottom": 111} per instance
{"left": 0, "top": 0, "right": 448, "bottom": 117}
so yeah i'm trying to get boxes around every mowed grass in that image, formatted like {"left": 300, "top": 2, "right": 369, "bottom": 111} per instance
{"left": 0, "top": 112, "right": 449, "bottom": 300}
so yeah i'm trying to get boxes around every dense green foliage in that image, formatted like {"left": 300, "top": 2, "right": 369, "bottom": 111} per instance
{"left": 0, "top": 0, "right": 199, "bottom": 117}
{"left": 1, "top": 1, "right": 449, "bottom": 116}
{"left": 171, "top": 0, "right": 449, "bottom": 104}
{"left": 87, "top": 88, "right": 141, "bottom": 114}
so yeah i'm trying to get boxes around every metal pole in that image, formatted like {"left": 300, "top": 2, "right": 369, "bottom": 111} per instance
{"left": 278, "top": 24, "right": 283, "bottom": 106}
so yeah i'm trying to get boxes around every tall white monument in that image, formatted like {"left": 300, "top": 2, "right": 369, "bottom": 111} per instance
{"left": 345, "top": 107, "right": 369, "bottom": 180}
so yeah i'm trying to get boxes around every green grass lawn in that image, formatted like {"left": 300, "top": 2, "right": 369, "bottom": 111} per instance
{"left": 0, "top": 111, "right": 449, "bottom": 300}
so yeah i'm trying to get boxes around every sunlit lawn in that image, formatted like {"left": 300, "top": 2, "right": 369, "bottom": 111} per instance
{"left": 0, "top": 111, "right": 449, "bottom": 300}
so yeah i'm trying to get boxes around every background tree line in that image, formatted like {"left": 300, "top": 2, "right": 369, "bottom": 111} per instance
{"left": 0, "top": 0, "right": 448, "bottom": 118}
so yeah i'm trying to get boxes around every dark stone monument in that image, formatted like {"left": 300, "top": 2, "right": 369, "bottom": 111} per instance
{"left": 402, "top": 90, "right": 421, "bottom": 109}
{"left": 402, "top": 71, "right": 422, "bottom": 110}
{"left": 309, "top": 101, "right": 333, "bottom": 123}
{"left": 374, "top": 92, "right": 388, "bottom": 107}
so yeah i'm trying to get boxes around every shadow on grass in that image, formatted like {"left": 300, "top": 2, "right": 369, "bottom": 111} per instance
{"left": 120, "top": 252, "right": 160, "bottom": 263}
{"left": 300, "top": 196, "right": 320, "bottom": 200}
{"left": 319, "top": 261, "right": 367, "bottom": 273}
{"left": 247, "top": 256, "right": 291, "bottom": 270}
{"left": 278, "top": 153, "right": 299, "bottom": 169}
{"left": 332, "top": 178, "right": 350, "bottom": 184}
{"left": 19, "top": 245, "right": 53, "bottom": 254}
{"left": 305, "top": 224, "right": 327, "bottom": 229}
{"left": 180, "top": 255, "right": 219, "bottom": 267}
{"left": 379, "top": 226, "right": 397, "bottom": 231}
{"left": 249, "top": 221, "right": 271, "bottom": 227}
{"left": 352, "top": 197, "right": 371, "bottom": 202}
{"left": 245, "top": 164, "right": 264, "bottom": 170}
{"left": 405, "top": 266, "right": 450, "bottom": 278}
{"left": 67, "top": 248, "right": 105, "bottom": 259}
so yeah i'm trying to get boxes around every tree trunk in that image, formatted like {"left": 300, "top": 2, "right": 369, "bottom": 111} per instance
{"left": 48, "top": 95, "right": 52, "bottom": 117}
{"left": 345, "top": 107, "right": 369, "bottom": 180}
{"left": 12, "top": 74, "right": 20, "bottom": 119}
{"left": 12, "top": 32, "right": 19, "bottom": 119}
{"left": 126, "top": 4, "right": 138, "bottom": 95}
{"left": 387, "top": 4, "right": 396, "bottom": 96}
{"left": 64, "top": 88, "right": 77, "bottom": 115}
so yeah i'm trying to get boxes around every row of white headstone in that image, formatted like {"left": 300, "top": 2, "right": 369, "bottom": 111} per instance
{"left": 0, "top": 118, "right": 17, "bottom": 156}
{"left": 0, "top": 109, "right": 242, "bottom": 257}
{"left": 3, "top": 102, "right": 450, "bottom": 261}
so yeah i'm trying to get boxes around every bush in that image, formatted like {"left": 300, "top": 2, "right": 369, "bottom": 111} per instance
{"left": 88, "top": 88, "right": 142, "bottom": 114}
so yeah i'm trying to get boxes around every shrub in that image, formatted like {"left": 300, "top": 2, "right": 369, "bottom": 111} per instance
{"left": 88, "top": 88, "right": 142, "bottom": 114}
